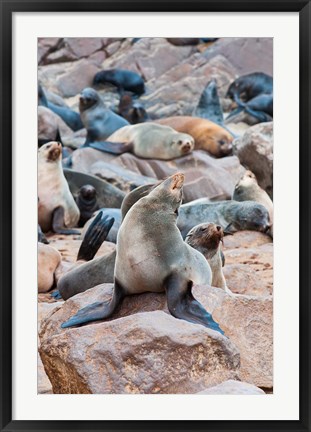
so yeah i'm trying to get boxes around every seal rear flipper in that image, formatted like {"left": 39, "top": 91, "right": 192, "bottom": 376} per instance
{"left": 61, "top": 279, "right": 125, "bottom": 328}
{"left": 89, "top": 141, "right": 130, "bottom": 155}
{"left": 52, "top": 206, "right": 80, "bottom": 235}
{"left": 51, "top": 290, "right": 62, "bottom": 300}
{"left": 165, "top": 273, "right": 225, "bottom": 335}
{"left": 225, "top": 106, "right": 244, "bottom": 122}
{"left": 244, "top": 107, "right": 272, "bottom": 123}
{"left": 77, "top": 211, "right": 115, "bottom": 261}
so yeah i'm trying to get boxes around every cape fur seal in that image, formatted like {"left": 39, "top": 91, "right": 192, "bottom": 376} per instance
{"left": 156, "top": 116, "right": 233, "bottom": 157}
{"left": 62, "top": 173, "right": 224, "bottom": 335}
{"left": 93, "top": 69, "right": 145, "bottom": 96}
{"left": 193, "top": 80, "right": 224, "bottom": 125}
{"left": 38, "top": 142, "right": 80, "bottom": 234}
{"left": 118, "top": 93, "right": 149, "bottom": 124}
{"left": 75, "top": 185, "right": 100, "bottom": 227}
{"left": 185, "top": 223, "right": 226, "bottom": 290}
{"left": 38, "top": 243, "right": 62, "bottom": 293}
{"left": 226, "top": 72, "right": 273, "bottom": 106}
{"left": 89, "top": 123, "right": 195, "bottom": 160}
{"left": 178, "top": 200, "right": 271, "bottom": 238}
{"left": 79, "top": 87, "right": 129, "bottom": 143}
{"left": 233, "top": 170, "right": 273, "bottom": 236}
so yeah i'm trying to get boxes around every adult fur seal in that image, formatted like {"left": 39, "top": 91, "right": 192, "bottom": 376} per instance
{"left": 93, "top": 69, "right": 145, "bottom": 96}
{"left": 185, "top": 223, "right": 226, "bottom": 290}
{"left": 75, "top": 185, "right": 100, "bottom": 227}
{"left": 38, "top": 85, "right": 83, "bottom": 131}
{"left": 226, "top": 72, "right": 273, "bottom": 106}
{"left": 233, "top": 170, "right": 273, "bottom": 236}
{"left": 62, "top": 173, "right": 224, "bottom": 335}
{"left": 38, "top": 141, "right": 80, "bottom": 234}
{"left": 89, "top": 123, "right": 195, "bottom": 160}
{"left": 226, "top": 93, "right": 273, "bottom": 124}
{"left": 118, "top": 93, "right": 149, "bottom": 124}
{"left": 79, "top": 87, "right": 129, "bottom": 143}
{"left": 178, "top": 200, "right": 271, "bottom": 238}
{"left": 156, "top": 116, "right": 233, "bottom": 157}
{"left": 193, "top": 80, "right": 224, "bottom": 125}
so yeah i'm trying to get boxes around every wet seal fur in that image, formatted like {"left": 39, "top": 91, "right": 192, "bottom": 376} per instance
{"left": 62, "top": 173, "right": 224, "bottom": 335}
{"left": 38, "top": 142, "right": 80, "bottom": 234}
{"left": 89, "top": 123, "right": 195, "bottom": 160}
{"left": 156, "top": 116, "right": 233, "bottom": 157}
{"left": 93, "top": 69, "right": 145, "bottom": 96}
{"left": 178, "top": 200, "right": 271, "bottom": 239}
{"left": 79, "top": 87, "right": 129, "bottom": 144}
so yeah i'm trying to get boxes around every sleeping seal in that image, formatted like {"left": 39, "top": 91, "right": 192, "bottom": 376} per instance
{"left": 62, "top": 173, "right": 224, "bottom": 335}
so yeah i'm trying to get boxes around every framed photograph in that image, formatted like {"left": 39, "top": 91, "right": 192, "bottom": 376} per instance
{"left": 1, "top": 0, "right": 310, "bottom": 431}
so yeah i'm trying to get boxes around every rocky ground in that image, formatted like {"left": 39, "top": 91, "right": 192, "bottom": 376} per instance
{"left": 38, "top": 37, "right": 273, "bottom": 395}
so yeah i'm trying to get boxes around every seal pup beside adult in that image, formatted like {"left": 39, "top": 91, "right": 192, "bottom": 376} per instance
{"left": 79, "top": 87, "right": 129, "bottom": 144}
{"left": 93, "top": 68, "right": 145, "bottom": 96}
{"left": 38, "top": 141, "right": 80, "bottom": 234}
{"left": 177, "top": 200, "right": 271, "bottom": 239}
{"left": 185, "top": 223, "right": 227, "bottom": 290}
{"left": 233, "top": 170, "right": 273, "bottom": 236}
{"left": 61, "top": 173, "right": 224, "bottom": 335}
{"left": 89, "top": 123, "right": 195, "bottom": 160}
{"left": 156, "top": 116, "right": 233, "bottom": 157}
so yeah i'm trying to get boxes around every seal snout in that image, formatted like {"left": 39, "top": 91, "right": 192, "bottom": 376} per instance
{"left": 46, "top": 141, "right": 62, "bottom": 161}
{"left": 180, "top": 140, "right": 193, "bottom": 154}
{"left": 171, "top": 172, "right": 185, "bottom": 189}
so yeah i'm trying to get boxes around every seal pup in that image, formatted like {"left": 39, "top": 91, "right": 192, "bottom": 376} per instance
{"left": 38, "top": 243, "right": 62, "bottom": 293}
{"left": 89, "top": 123, "right": 195, "bottom": 160}
{"left": 79, "top": 87, "right": 129, "bottom": 144}
{"left": 75, "top": 185, "right": 100, "bottom": 227}
{"left": 118, "top": 93, "right": 149, "bottom": 124}
{"left": 233, "top": 170, "right": 273, "bottom": 236}
{"left": 185, "top": 223, "right": 226, "bottom": 290}
{"left": 62, "top": 173, "right": 224, "bottom": 335}
{"left": 226, "top": 72, "right": 273, "bottom": 106}
{"left": 93, "top": 69, "right": 145, "bottom": 96}
{"left": 178, "top": 200, "right": 271, "bottom": 238}
{"left": 38, "top": 141, "right": 80, "bottom": 234}
{"left": 156, "top": 116, "right": 233, "bottom": 157}
{"left": 193, "top": 80, "right": 224, "bottom": 125}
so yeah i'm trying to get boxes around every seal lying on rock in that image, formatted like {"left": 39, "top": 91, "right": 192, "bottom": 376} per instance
{"left": 62, "top": 173, "right": 224, "bottom": 334}
{"left": 79, "top": 87, "right": 129, "bottom": 143}
{"left": 93, "top": 69, "right": 145, "bottom": 96}
{"left": 178, "top": 200, "right": 271, "bottom": 238}
{"left": 38, "top": 142, "right": 80, "bottom": 234}
{"left": 233, "top": 170, "right": 273, "bottom": 236}
{"left": 226, "top": 72, "right": 273, "bottom": 106}
{"left": 89, "top": 123, "right": 195, "bottom": 160}
{"left": 156, "top": 116, "right": 233, "bottom": 157}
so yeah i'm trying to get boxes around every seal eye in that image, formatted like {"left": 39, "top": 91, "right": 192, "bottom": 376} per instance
{"left": 178, "top": 140, "right": 183, "bottom": 145}
{"left": 219, "top": 140, "right": 226, "bottom": 146}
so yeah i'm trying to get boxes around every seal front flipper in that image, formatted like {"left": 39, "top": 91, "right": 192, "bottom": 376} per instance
{"left": 52, "top": 206, "right": 80, "bottom": 235}
{"left": 77, "top": 211, "right": 115, "bottom": 261}
{"left": 165, "top": 272, "right": 225, "bottom": 335}
{"left": 89, "top": 141, "right": 131, "bottom": 155}
{"left": 61, "top": 279, "right": 125, "bottom": 328}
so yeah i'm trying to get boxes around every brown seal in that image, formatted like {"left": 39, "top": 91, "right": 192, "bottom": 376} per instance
{"left": 62, "top": 173, "right": 224, "bottom": 335}
{"left": 156, "top": 116, "right": 233, "bottom": 157}
{"left": 89, "top": 123, "right": 195, "bottom": 160}
{"left": 38, "top": 141, "right": 80, "bottom": 234}
{"left": 185, "top": 223, "right": 227, "bottom": 290}
{"left": 38, "top": 243, "right": 62, "bottom": 293}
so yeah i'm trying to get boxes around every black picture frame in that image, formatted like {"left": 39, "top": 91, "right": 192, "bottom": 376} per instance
{"left": 1, "top": 1, "right": 310, "bottom": 431}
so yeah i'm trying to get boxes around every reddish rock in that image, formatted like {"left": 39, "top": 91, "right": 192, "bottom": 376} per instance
{"left": 38, "top": 38, "right": 62, "bottom": 64}
{"left": 40, "top": 284, "right": 272, "bottom": 390}
{"left": 63, "top": 38, "right": 103, "bottom": 58}
{"left": 203, "top": 37, "right": 273, "bottom": 76}
{"left": 57, "top": 59, "right": 100, "bottom": 98}
{"left": 38, "top": 106, "right": 73, "bottom": 141}
{"left": 223, "top": 231, "right": 272, "bottom": 250}
{"left": 234, "top": 122, "right": 273, "bottom": 198}
{"left": 223, "top": 264, "right": 272, "bottom": 296}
